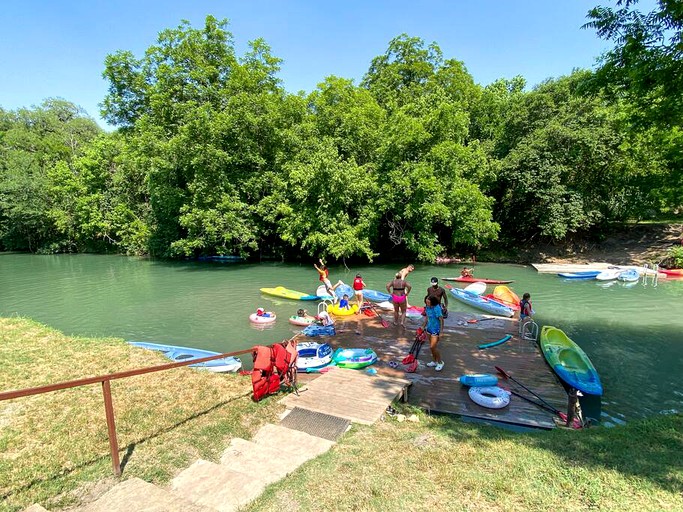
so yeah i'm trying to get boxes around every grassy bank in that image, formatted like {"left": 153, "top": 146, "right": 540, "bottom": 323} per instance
{"left": 2, "top": 318, "right": 682, "bottom": 511}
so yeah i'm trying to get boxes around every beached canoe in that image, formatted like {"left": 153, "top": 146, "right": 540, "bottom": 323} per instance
{"left": 260, "top": 286, "right": 319, "bottom": 300}
{"left": 363, "top": 288, "right": 392, "bottom": 302}
{"left": 442, "top": 276, "right": 514, "bottom": 284}
{"left": 128, "top": 341, "right": 243, "bottom": 373}
{"left": 659, "top": 268, "right": 683, "bottom": 277}
{"left": 447, "top": 286, "right": 514, "bottom": 317}
{"left": 539, "top": 325, "right": 603, "bottom": 396}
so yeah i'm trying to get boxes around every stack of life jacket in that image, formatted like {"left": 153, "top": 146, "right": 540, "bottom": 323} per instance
{"left": 251, "top": 338, "right": 299, "bottom": 402}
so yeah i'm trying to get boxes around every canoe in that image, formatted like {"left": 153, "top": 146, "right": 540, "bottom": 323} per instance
{"left": 617, "top": 269, "right": 640, "bottom": 282}
{"left": 463, "top": 282, "right": 486, "bottom": 295}
{"left": 539, "top": 325, "right": 603, "bottom": 396}
{"left": 363, "top": 288, "right": 391, "bottom": 302}
{"left": 447, "top": 286, "right": 515, "bottom": 317}
{"left": 557, "top": 271, "right": 601, "bottom": 279}
{"left": 459, "top": 373, "right": 499, "bottom": 387}
{"left": 332, "top": 347, "right": 378, "bottom": 369}
{"left": 327, "top": 303, "right": 359, "bottom": 316}
{"left": 260, "top": 286, "right": 318, "bottom": 301}
{"left": 296, "top": 342, "right": 333, "bottom": 371}
{"left": 128, "top": 341, "right": 242, "bottom": 373}
{"left": 442, "top": 276, "right": 514, "bottom": 284}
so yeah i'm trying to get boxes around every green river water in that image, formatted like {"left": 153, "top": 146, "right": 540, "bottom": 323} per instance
{"left": 1, "top": 253, "right": 681, "bottom": 425}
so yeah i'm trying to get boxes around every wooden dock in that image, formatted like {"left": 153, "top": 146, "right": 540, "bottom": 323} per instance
{"left": 296, "top": 308, "right": 569, "bottom": 430}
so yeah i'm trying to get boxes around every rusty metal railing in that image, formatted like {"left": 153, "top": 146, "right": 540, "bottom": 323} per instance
{"left": 0, "top": 348, "right": 252, "bottom": 476}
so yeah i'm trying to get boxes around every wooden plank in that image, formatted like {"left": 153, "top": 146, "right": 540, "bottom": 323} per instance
{"left": 282, "top": 368, "right": 410, "bottom": 425}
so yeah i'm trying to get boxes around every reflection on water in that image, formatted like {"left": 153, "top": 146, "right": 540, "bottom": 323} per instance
{"left": 1, "top": 254, "right": 682, "bottom": 423}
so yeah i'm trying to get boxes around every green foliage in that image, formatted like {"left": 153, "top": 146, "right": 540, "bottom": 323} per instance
{"left": 665, "top": 246, "right": 683, "bottom": 268}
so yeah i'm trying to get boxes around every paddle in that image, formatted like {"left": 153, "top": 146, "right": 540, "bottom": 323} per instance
{"left": 369, "top": 301, "right": 389, "bottom": 328}
{"left": 500, "top": 386, "right": 582, "bottom": 429}
{"left": 495, "top": 366, "right": 560, "bottom": 416}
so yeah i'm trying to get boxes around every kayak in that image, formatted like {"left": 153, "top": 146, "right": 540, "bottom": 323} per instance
{"left": 327, "top": 303, "right": 359, "bottom": 316}
{"left": 540, "top": 325, "right": 603, "bottom": 396}
{"left": 447, "top": 286, "right": 515, "bottom": 317}
{"left": 557, "top": 271, "right": 601, "bottom": 279}
{"left": 260, "top": 286, "right": 319, "bottom": 301}
{"left": 492, "top": 285, "right": 520, "bottom": 307}
{"left": 459, "top": 373, "right": 499, "bottom": 387}
{"left": 363, "top": 288, "right": 392, "bottom": 302}
{"left": 659, "top": 268, "right": 683, "bottom": 277}
{"left": 442, "top": 277, "right": 514, "bottom": 284}
{"left": 296, "top": 342, "right": 333, "bottom": 371}
{"left": 332, "top": 347, "right": 378, "bottom": 369}
{"left": 596, "top": 269, "right": 622, "bottom": 281}
{"left": 617, "top": 269, "right": 640, "bottom": 282}
{"left": 463, "top": 282, "right": 486, "bottom": 295}
{"left": 128, "top": 341, "right": 243, "bottom": 373}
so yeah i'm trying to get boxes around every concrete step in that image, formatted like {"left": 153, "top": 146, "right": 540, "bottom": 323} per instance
{"left": 251, "top": 423, "right": 335, "bottom": 461}
{"left": 76, "top": 477, "right": 211, "bottom": 512}
{"left": 171, "top": 459, "right": 268, "bottom": 512}
{"left": 220, "top": 438, "right": 308, "bottom": 484}
{"left": 22, "top": 505, "right": 49, "bottom": 512}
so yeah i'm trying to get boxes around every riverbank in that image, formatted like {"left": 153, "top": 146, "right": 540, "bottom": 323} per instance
{"left": 2, "top": 317, "right": 682, "bottom": 511}
{"left": 481, "top": 222, "right": 683, "bottom": 266}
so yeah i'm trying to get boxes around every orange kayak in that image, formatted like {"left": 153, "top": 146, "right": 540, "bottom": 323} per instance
{"left": 484, "top": 285, "right": 520, "bottom": 310}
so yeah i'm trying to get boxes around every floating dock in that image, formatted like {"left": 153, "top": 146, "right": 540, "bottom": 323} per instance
{"left": 296, "top": 307, "right": 569, "bottom": 430}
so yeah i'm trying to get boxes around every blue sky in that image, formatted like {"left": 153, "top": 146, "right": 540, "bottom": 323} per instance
{"left": 1, "top": 1, "right": 624, "bottom": 128}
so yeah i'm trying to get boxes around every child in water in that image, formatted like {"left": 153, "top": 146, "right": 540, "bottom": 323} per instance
{"left": 256, "top": 307, "right": 271, "bottom": 318}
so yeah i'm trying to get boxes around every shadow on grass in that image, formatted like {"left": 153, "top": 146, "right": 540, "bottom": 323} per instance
{"left": 1, "top": 390, "right": 252, "bottom": 501}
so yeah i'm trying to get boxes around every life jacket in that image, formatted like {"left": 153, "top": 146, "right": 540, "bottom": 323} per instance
{"left": 520, "top": 299, "right": 531, "bottom": 317}
{"left": 353, "top": 277, "right": 364, "bottom": 291}
{"left": 251, "top": 340, "right": 299, "bottom": 402}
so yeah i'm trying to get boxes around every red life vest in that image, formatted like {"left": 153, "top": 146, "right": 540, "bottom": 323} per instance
{"left": 319, "top": 267, "right": 329, "bottom": 282}
{"left": 353, "top": 277, "right": 364, "bottom": 291}
{"left": 251, "top": 340, "right": 299, "bottom": 402}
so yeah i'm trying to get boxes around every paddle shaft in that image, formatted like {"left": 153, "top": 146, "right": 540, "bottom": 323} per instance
{"left": 495, "top": 366, "right": 560, "bottom": 414}
{"left": 369, "top": 301, "right": 389, "bottom": 327}
{"left": 505, "top": 388, "right": 561, "bottom": 415}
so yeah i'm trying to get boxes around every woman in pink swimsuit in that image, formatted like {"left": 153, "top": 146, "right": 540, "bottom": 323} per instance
{"left": 386, "top": 272, "right": 411, "bottom": 327}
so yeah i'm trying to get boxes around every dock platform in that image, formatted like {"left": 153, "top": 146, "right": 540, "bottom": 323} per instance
{"left": 294, "top": 307, "right": 569, "bottom": 430}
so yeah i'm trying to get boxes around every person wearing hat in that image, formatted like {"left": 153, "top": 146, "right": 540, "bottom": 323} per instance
{"left": 426, "top": 277, "right": 448, "bottom": 319}
{"left": 386, "top": 272, "right": 411, "bottom": 327}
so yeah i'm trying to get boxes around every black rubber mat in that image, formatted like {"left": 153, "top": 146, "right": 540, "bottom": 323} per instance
{"left": 280, "top": 407, "right": 351, "bottom": 441}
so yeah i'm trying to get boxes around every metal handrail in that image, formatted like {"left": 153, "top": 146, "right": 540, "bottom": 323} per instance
{"left": 0, "top": 348, "right": 253, "bottom": 476}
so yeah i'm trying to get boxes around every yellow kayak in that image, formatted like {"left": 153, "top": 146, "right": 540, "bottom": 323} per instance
{"left": 260, "top": 286, "right": 318, "bottom": 301}
{"left": 327, "top": 303, "right": 359, "bottom": 316}
{"left": 492, "top": 285, "right": 520, "bottom": 309}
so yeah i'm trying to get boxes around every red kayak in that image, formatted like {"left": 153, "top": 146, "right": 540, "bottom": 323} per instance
{"left": 442, "top": 276, "right": 514, "bottom": 284}
{"left": 660, "top": 268, "right": 683, "bottom": 277}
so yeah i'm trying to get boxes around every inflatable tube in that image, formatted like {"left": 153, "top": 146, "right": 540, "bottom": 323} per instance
{"left": 332, "top": 348, "right": 378, "bottom": 369}
{"left": 327, "top": 303, "right": 359, "bottom": 316}
{"left": 303, "top": 324, "right": 336, "bottom": 337}
{"left": 289, "top": 315, "right": 316, "bottom": 326}
{"left": 468, "top": 386, "right": 510, "bottom": 409}
{"left": 459, "top": 374, "right": 498, "bottom": 387}
{"left": 478, "top": 334, "right": 513, "bottom": 350}
{"left": 249, "top": 312, "right": 276, "bottom": 324}
{"left": 296, "top": 342, "right": 333, "bottom": 370}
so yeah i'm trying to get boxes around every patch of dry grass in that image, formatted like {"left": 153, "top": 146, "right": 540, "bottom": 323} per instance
{"left": 0, "top": 317, "right": 281, "bottom": 512}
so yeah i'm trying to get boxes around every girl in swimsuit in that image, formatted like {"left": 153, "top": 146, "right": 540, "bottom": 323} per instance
{"left": 386, "top": 272, "right": 411, "bottom": 327}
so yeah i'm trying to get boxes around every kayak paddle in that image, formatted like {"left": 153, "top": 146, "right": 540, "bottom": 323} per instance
{"left": 495, "top": 365, "right": 560, "bottom": 415}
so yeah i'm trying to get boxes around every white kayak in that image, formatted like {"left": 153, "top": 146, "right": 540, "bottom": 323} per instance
{"left": 464, "top": 282, "right": 487, "bottom": 295}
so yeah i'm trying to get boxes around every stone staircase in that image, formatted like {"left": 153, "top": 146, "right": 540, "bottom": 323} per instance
{"left": 24, "top": 423, "right": 335, "bottom": 512}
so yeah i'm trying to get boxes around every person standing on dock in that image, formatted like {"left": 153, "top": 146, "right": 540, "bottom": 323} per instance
{"left": 426, "top": 277, "right": 448, "bottom": 318}
{"left": 352, "top": 273, "right": 366, "bottom": 310}
{"left": 421, "top": 295, "right": 445, "bottom": 371}
{"left": 386, "top": 272, "right": 411, "bottom": 327}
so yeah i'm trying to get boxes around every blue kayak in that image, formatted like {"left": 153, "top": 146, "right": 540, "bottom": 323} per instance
{"left": 459, "top": 374, "right": 499, "bottom": 387}
{"left": 128, "top": 341, "right": 243, "bottom": 373}
{"left": 617, "top": 269, "right": 640, "bottom": 282}
{"left": 557, "top": 271, "right": 601, "bottom": 279}
{"left": 302, "top": 324, "right": 336, "bottom": 337}
{"left": 448, "top": 286, "right": 514, "bottom": 317}
{"left": 363, "top": 288, "right": 391, "bottom": 302}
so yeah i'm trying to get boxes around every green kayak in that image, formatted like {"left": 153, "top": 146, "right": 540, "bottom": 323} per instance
{"left": 540, "top": 325, "right": 603, "bottom": 396}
